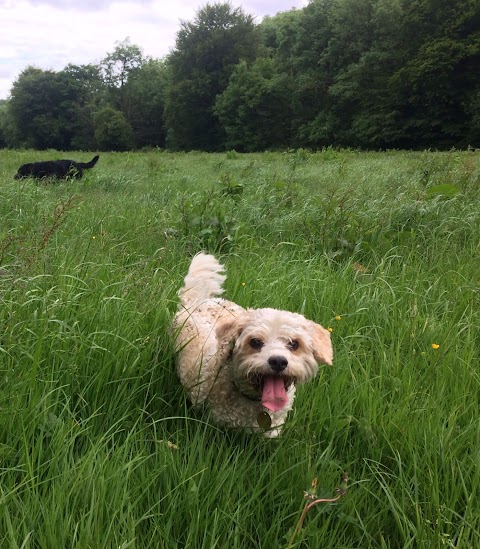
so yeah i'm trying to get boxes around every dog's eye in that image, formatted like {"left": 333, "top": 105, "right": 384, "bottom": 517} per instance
{"left": 249, "top": 338, "right": 264, "bottom": 350}
{"left": 288, "top": 340, "right": 299, "bottom": 351}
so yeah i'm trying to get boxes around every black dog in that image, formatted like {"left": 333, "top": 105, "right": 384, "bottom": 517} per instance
{"left": 14, "top": 155, "right": 100, "bottom": 180}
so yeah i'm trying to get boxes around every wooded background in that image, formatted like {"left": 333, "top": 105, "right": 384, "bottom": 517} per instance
{"left": 1, "top": 0, "right": 478, "bottom": 152}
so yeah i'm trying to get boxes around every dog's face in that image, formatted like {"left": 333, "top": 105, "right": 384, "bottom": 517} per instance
{"left": 217, "top": 308, "right": 333, "bottom": 411}
{"left": 14, "top": 165, "right": 29, "bottom": 180}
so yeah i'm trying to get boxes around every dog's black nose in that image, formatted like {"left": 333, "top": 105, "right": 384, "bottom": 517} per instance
{"left": 268, "top": 355, "right": 288, "bottom": 372}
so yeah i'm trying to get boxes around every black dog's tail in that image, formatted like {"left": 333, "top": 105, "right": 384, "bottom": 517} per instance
{"left": 77, "top": 155, "right": 99, "bottom": 169}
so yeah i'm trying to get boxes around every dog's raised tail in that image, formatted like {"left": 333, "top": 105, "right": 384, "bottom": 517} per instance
{"left": 78, "top": 155, "right": 100, "bottom": 169}
{"left": 178, "top": 253, "right": 226, "bottom": 309}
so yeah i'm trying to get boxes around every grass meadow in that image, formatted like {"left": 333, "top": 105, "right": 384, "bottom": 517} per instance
{"left": 0, "top": 147, "right": 479, "bottom": 548}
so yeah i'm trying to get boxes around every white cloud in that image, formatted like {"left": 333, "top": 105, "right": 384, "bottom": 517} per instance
{"left": 0, "top": 0, "right": 308, "bottom": 99}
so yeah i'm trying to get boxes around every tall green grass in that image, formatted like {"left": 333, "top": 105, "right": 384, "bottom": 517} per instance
{"left": 0, "top": 148, "right": 479, "bottom": 547}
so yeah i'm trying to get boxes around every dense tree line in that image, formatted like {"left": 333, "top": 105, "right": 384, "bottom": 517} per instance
{"left": 0, "top": 0, "right": 479, "bottom": 152}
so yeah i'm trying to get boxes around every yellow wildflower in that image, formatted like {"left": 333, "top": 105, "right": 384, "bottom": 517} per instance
{"left": 335, "top": 315, "right": 342, "bottom": 321}
{"left": 327, "top": 327, "right": 333, "bottom": 333}
{"left": 431, "top": 343, "right": 440, "bottom": 350}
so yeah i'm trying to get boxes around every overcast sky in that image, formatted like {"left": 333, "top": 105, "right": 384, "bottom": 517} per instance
{"left": 0, "top": 0, "right": 308, "bottom": 100}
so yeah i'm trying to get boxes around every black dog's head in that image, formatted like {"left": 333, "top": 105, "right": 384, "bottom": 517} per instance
{"left": 14, "top": 165, "right": 29, "bottom": 180}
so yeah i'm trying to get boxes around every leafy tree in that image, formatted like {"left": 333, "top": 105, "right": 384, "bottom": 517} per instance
{"left": 101, "top": 38, "right": 144, "bottom": 88}
{"left": 62, "top": 63, "right": 106, "bottom": 150}
{"left": 326, "top": 0, "right": 406, "bottom": 147}
{"left": 257, "top": 0, "right": 479, "bottom": 150}
{"left": 0, "top": 102, "right": 8, "bottom": 148}
{"left": 0, "top": 101, "right": 20, "bottom": 148}
{"left": 291, "top": 0, "right": 382, "bottom": 147}
{"left": 164, "top": 2, "right": 260, "bottom": 151}
{"left": 101, "top": 38, "right": 146, "bottom": 123}
{"left": 100, "top": 40, "right": 168, "bottom": 148}
{"left": 94, "top": 106, "right": 134, "bottom": 151}
{"left": 465, "top": 90, "right": 480, "bottom": 146}
{"left": 8, "top": 65, "right": 104, "bottom": 150}
{"left": 258, "top": 1, "right": 336, "bottom": 147}
{"left": 390, "top": 0, "right": 480, "bottom": 148}
{"left": 215, "top": 58, "right": 293, "bottom": 151}
{"left": 260, "top": 9, "right": 304, "bottom": 59}
{"left": 124, "top": 59, "right": 169, "bottom": 148}
{"left": 9, "top": 67, "right": 71, "bottom": 149}
{"left": 328, "top": 49, "right": 401, "bottom": 147}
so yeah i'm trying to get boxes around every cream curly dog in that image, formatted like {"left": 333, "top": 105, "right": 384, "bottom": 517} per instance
{"left": 173, "top": 253, "right": 333, "bottom": 437}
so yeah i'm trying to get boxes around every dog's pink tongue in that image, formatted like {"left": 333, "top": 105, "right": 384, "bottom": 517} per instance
{"left": 262, "top": 376, "right": 288, "bottom": 412}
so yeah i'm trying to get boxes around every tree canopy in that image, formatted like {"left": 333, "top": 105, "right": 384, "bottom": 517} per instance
{"left": 2, "top": 0, "right": 479, "bottom": 151}
{"left": 164, "top": 2, "right": 260, "bottom": 151}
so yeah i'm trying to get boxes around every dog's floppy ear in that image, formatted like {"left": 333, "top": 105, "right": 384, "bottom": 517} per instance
{"left": 308, "top": 321, "right": 333, "bottom": 366}
{"left": 216, "top": 311, "right": 249, "bottom": 344}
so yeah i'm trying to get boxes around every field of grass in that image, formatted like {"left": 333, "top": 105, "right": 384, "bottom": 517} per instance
{"left": 0, "top": 147, "right": 479, "bottom": 548}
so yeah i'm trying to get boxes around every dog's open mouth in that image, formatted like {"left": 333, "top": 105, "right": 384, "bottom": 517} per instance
{"left": 247, "top": 374, "right": 294, "bottom": 413}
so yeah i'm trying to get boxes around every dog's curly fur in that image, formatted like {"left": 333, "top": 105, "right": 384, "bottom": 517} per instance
{"left": 14, "top": 155, "right": 99, "bottom": 180}
{"left": 173, "top": 253, "right": 333, "bottom": 437}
